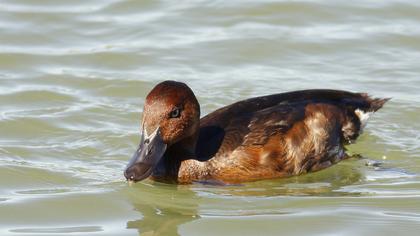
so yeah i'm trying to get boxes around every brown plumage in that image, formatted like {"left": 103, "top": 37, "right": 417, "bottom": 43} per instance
{"left": 124, "top": 81, "right": 390, "bottom": 184}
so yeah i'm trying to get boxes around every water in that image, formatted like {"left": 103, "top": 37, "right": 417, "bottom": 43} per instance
{"left": 1, "top": 0, "right": 420, "bottom": 235}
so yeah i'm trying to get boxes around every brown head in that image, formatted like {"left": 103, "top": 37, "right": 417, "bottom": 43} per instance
{"left": 124, "top": 81, "right": 200, "bottom": 182}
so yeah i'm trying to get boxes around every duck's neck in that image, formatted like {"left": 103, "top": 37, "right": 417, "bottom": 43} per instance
{"left": 169, "top": 133, "right": 198, "bottom": 160}
{"left": 152, "top": 132, "right": 208, "bottom": 183}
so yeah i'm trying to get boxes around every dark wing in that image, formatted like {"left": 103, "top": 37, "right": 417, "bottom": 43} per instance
{"left": 196, "top": 89, "right": 389, "bottom": 160}
{"left": 195, "top": 103, "right": 303, "bottom": 161}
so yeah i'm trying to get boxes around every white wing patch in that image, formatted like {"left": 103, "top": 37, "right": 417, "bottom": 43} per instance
{"left": 355, "top": 109, "right": 373, "bottom": 132}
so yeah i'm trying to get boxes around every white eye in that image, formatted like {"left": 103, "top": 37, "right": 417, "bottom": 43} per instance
{"left": 169, "top": 107, "right": 181, "bottom": 118}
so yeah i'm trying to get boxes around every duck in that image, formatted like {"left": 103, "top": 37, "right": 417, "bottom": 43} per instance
{"left": 124, "top": 80, "right": 389, "bottom": 184}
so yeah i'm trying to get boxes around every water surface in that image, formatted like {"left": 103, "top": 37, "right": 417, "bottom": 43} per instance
{"left": 1, "top": 0, "right": 420, "bottom": 235}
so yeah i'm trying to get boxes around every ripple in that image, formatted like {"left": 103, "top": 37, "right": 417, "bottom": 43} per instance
{"left": 0, "top": 89, "right": 77, "bottom": 105}
{"left": 0, "top": 0, "right": 116, "bottom": 14}
{"left": 10, "top": 226, "right": 103, "bottom": 234}
{"left": 16, "top": 188, "right": 72, "bottom": 195}
{"left": 383, "top": 211, "right": 420, "bottom": 221}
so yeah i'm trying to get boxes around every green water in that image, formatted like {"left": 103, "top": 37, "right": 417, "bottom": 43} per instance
{"left": 1, "top": 0, "right": 420, "bottom": 235}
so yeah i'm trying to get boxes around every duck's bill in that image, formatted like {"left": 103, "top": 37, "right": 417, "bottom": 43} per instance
{"left": 124, "top": 127, "right": 167, "bottom": 182}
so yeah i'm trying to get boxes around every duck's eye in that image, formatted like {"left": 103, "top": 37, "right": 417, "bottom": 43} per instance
{"left": 169, "top": 107, "right": 181, "bottom": 118}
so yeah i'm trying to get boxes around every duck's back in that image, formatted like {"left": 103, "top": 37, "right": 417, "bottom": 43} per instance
{"left": 195, "top": 89, "right": 388, "bottom": 182}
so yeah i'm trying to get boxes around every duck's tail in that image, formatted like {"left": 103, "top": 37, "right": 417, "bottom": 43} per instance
{"left": 342, "top": 94, "right": 390, "bottom": 144}
{"left": 354, "top": 94, "right": 390, "bottom": 130}
{"left": 361, "top": 93, "right": 391, "bottom": 112}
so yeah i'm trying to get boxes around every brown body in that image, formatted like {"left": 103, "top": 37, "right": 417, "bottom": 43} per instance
{"left": 125, "top": 81, "right": 389, "bottom": 184}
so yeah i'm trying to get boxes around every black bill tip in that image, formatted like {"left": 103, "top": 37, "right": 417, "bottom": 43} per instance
{"left": 124, "top": 163, "right": 154, "bottom": 182}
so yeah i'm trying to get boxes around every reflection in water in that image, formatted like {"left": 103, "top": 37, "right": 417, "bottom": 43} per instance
{"left": 126, "top": 204, "right": 198, "bottom": 236}
{"left": 120, "top": 154, "right": 414, "bottom": 235}
{"left": 124, "top": 183, "right": 200, "bottom": 236}
{"left": 122, "top": 155, "right": 368, "bottom": 235}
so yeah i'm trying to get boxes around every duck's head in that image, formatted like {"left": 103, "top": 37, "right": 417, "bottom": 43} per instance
{"left": 124, "top": 81, "right": 200, "bottom": 182}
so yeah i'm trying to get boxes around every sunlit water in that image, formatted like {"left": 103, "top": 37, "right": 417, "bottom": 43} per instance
{"left": 1, "top": 0, "right": 420, "bottom": 235}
